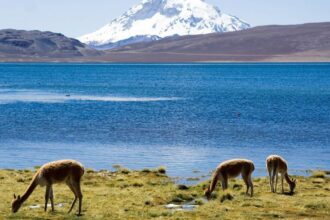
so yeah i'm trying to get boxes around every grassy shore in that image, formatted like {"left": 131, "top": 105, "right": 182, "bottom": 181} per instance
{"left": 0, "top": 167, "right": 329, "bottom": 219}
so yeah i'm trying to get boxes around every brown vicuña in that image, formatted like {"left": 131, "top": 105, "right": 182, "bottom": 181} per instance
{"left": 204, "top": 159, "right": 255, "bottom": 199}
{"left": 12, "top": 159, "right": 84, "bottom": 215}
{"left": 266, "top": 155, "right": 296, "bottom": 194}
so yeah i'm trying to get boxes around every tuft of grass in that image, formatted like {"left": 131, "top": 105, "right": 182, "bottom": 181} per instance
{"left": 141, "top": 168, "right": 152, "bottom": 173}
{"left": 312, "top": 178, "right": 325, "bottom": 184}
{"left": 155, "top": 166, "right": 166, "bottom": 174}
{"left": 233, "top": 183, "right": 243, "bottom": 190}
{"left": 177, "top": 184, "right": 189, "bottom": 190}
{"left": 311, "top": 171, "right": 326, "bottom": 178}
{"left": 132, "top": 182, "right": 144, "bottom": 187}
{"left": 186, "top": 177, "right": 200, "bottom": 181}
{"left": 304, "top": 202, "right": 327, "bottom": 210}
{"left": 86, "top": 168, "right": 95, "bottom": 174}
{"left": 193, "top": 198, "right": 205, "bottom": 205}
{"left": 111, "top": 164, "right": 132, "bottom": 174}
{"left": 220, "top": 192, "right": 234, "bottom": 203}
{"left": 16, "top": 178, "right": 25, "bottom": 183}
{"left": 120, "top": 169, "right": 131, "bottom": 174}
{"left": 171, "top": 193, "right": 194, "bottom": 203}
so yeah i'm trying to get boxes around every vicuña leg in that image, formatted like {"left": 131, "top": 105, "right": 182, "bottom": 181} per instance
{"left": 73, "top": 181, "right": 83, "bottom": 216}
{"left": 281, "top": 174, "right": 284, "bottom": 193}
{"left": 248, "top": 173, "right": 254, "bottom": 197}
{"left": 268, "top": 165, "right": 273, "bottom": 192}
{"left": 67, "top": 181, "right": 77, "bottom": 214}
{"left": 275, "top": 172, "right": 279, "bottom": 193}
{"left": 50, "top": 186, "right": 55, "bottom": 212}
{"left": 271, "top": 167, "right": 277, "bottom": 193}
{"left": 221, "top": 177, "right": 228, "bottom": 191}
{"left": 242, "top": 173, "right": 250, "bottom": 195}
{"left": 44, "top": 185, "right": 51, "bottom": 212}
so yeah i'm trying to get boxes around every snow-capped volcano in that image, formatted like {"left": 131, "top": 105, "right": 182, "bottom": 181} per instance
{"left": 79, "top": 0, "right": 250, "bottom": 49}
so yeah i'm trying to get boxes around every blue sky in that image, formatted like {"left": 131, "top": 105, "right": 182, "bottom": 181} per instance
{"left": 0, "top": 0, "right": 329, "bottom": 38}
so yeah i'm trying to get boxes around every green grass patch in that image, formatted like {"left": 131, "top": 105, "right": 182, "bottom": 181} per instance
{"left": 0, "top": 169, "right": 329, "bottom": 219}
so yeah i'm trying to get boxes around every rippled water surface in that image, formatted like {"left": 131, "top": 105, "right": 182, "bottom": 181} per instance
{"left": 0, "top": 63, "right": 329, "bottom": 178}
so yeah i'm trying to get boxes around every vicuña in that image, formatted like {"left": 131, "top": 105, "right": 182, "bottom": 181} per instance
{"left": 12, "top": 159, "right": 84, "bottom": 215}
{"left": 204, "top": 159, "right": 255, "bottom": 199}
{"left": 266, "top": 155, "right": 296, "bottom": 194}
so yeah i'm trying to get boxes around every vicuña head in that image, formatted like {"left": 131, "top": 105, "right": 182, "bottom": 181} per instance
{"left": 11, "top": 194, "right": 22, "bottom": 213}
{"left": 204, "top": 186, "right": 212, "bottom": 200}
{"left": 204, "top": 159, "right": 255, "bottom": 200}
{"left": 289, "top": 178, "right": 296, "bottom": 194}
{"left": 11, "top": 159, "right": 84, "bottom": 215}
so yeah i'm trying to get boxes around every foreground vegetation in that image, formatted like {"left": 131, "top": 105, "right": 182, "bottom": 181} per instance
{"left": 0, "top": 167, "right": 329, "bottom": 219}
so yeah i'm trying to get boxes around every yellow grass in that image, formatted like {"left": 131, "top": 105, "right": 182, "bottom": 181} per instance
{"left": 0, "top": 167, "right": 329, "bottom": 219}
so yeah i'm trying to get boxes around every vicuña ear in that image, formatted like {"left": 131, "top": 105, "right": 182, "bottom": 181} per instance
{"left": 18, "top": 195, "right": 21, "bottom": 199}
{"left": 13, "top": 194, "right": 16, "bottom": 199}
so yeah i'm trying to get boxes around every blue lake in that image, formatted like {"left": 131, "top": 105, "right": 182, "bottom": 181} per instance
{"left": 0, "top": 63, "right": 329, "bottom": 179}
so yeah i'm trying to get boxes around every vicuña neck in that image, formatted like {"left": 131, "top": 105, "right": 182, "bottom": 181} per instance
{"left": 284, "top": 172, "right": 293, "bottom": 184}
{"left": 209, "top": 171, "right": 219, "bottom": 192}
{"left": 20, "top": 173, "right": 39, "bottom": 203}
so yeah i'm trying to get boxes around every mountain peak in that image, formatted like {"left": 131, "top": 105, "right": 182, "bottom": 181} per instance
{"left": 79, "top": 0, "right": 250, "bottom": 49}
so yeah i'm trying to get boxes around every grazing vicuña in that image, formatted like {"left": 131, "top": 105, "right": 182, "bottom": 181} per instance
{"left": 204, "top": 159, "right": 255, "bottom": 199}
{"left": 266, "top": 155, "right": 296, "bottom": 194}
{"left": 12, "top": 159, "right": 84, "bottom": 215}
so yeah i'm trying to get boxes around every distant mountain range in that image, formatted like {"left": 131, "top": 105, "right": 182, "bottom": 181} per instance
{"left": 0, "top": 22, "right": 329, "bottom": 62}
{"left": 105, "top": 22, "right": 330, "bottom": 62}
{"left": 78, "top": 0, "right": 250, "bottom": 49}
{"left": 0, "top": 29, "right": 101, "bottom": 58}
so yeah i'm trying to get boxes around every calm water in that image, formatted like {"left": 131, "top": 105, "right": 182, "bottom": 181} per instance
{"left": 0, "top": 63, "right": 329, "bottom": 178}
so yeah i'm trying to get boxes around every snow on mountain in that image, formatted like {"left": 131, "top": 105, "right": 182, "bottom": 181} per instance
{"left": 79, "top": 0, "right": 250, "bottom": 49}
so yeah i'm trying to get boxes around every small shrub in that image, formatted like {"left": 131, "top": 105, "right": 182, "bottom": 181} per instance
{"left": 132, "top": 182, "right": 144, "bottom": 187}
{"left": 171, "top": 197, "right": 184, "bottom": 203}
{"left": 86, "top": 169, "right": 95, "bottom": 174}
{"left": 144, "top": 200, "right": 153, "bottom": 206}
{"left": 16, "top": 178, "right": 25, "bottom": 183}
{"left": 311, "top": 171, "right": 326, "bottom": 178}
{"left": 156, "top": 166, "right": 166, "bottom": 174}
{"left": 193, "top": 198, "right": 205, "bottom": 205}
{"left": 119, "top": 183, "right": 129, "bottom": 188}
{"left": 147, "top": 181, "right": 158, "bottom": 186}
{"left": 177, "top": 184, "right": 189, "bottom": 190}
{"left": 312, "top": 178, "right": 325, "bottom": 184}
{"left": 233, "top": 183, "right": 243, "bottom": 190}
{"left": 171, "top": 193, "right": 194, "bottom": 203}
{"left": 120, "top": 168, "right": 131, "bottom": 174}
{"left": 187, "top": 177, "right": 200, "bottom": 181}
{"left": 220, "top": 192, "right": 234, "bottom": 203}
{"left": 148, "top": 212, "right": 160, "bottom": 218}
{"left": 141, "top": 168, "right": 151, "bottom": 173}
